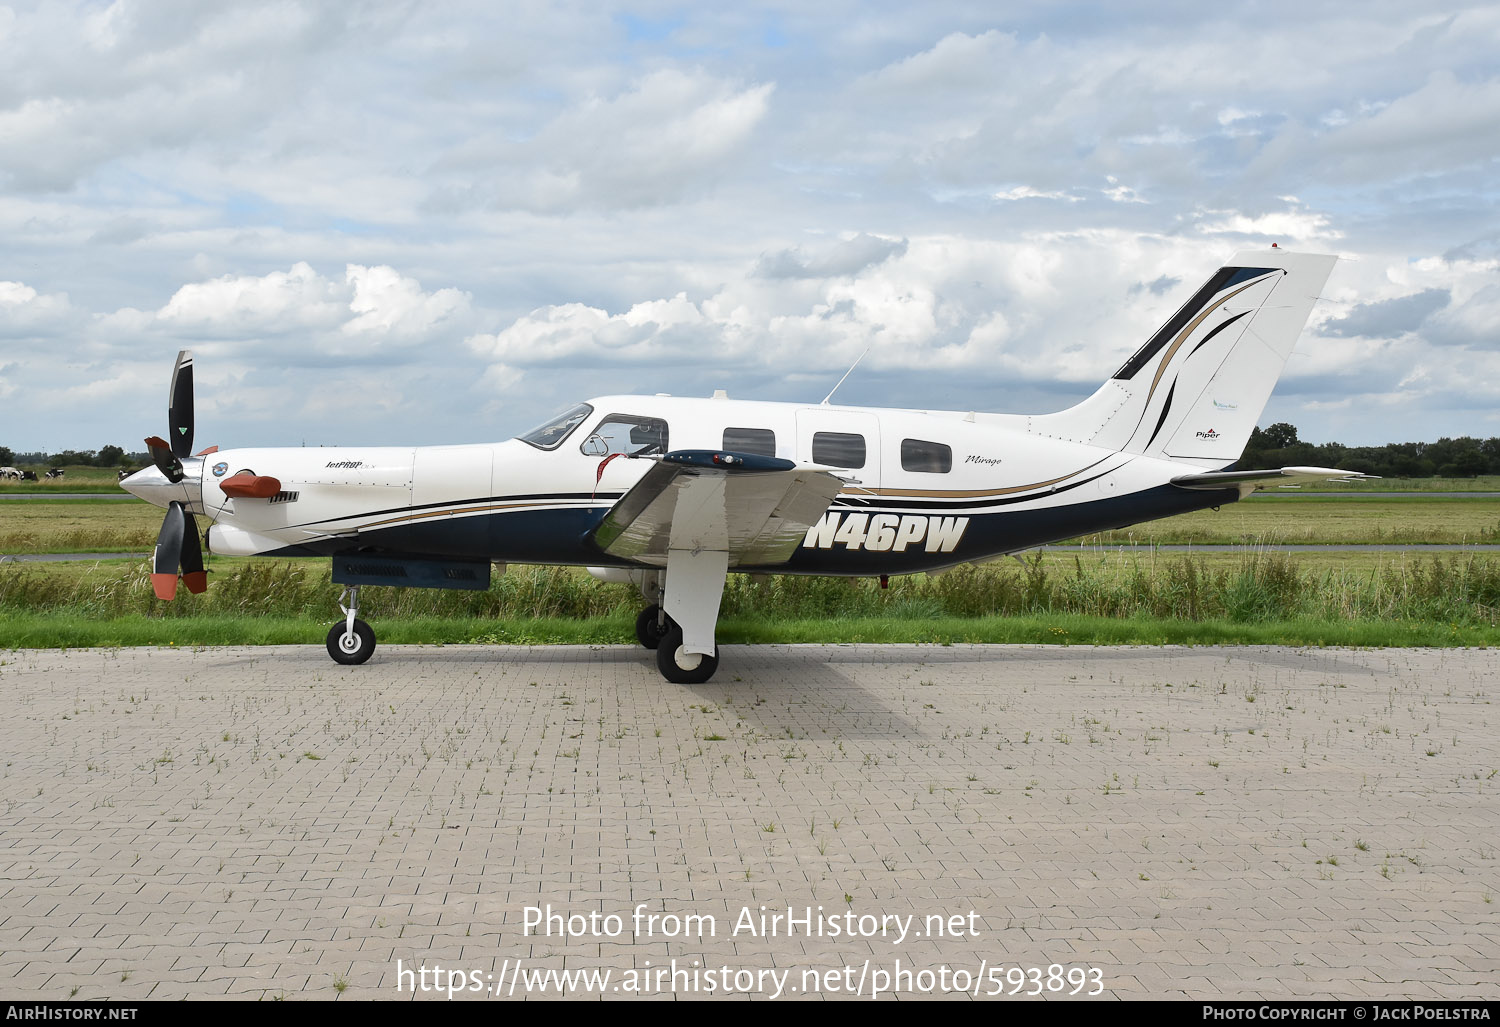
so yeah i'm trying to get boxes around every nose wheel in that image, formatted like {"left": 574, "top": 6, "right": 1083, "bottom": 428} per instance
{"left": 326, "top": 586, "right": 376, "bottom": 665}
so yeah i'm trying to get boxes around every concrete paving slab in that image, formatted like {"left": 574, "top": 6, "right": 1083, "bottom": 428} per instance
{"left": 0, "top": 643, "right": 1496, "bottom": 1001}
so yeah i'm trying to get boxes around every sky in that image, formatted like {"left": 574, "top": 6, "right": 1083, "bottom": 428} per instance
{"left": 1, "top": 0, "right": 1498, "bottom": 453}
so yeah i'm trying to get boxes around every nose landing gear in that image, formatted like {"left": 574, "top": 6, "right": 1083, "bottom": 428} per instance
{"left": 326, "top": 585, "right": 376, "bottom": 665}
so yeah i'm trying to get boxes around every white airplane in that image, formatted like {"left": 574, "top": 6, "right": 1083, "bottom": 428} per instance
{"left": 122, "top": 246, "right": 1358, "bottom": 683}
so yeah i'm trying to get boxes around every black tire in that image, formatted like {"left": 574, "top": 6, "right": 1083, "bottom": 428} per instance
{"left": 635, "top": 605, "right": 666, "bottom": 649}
{"left": 326, "top": 619, "right": 376, "bottom": 665}
{"left": 655, "top": 622, "right": 719, "bottom": 684}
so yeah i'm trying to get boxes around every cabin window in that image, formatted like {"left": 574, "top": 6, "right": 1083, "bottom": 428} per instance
{"left": 580, "top": 414, "right": 670, "bottom": 458}
{"left": 812, "top": 431, "right": 866, "bottom": 468}
{"left": 517, "top": 402, "right": 593, "bottom": 450}
{"left": 900, "top": 438, "right": 952, "bottom": 473}
{"left": 722, "top": 427, "right": 776, "bottom": 457}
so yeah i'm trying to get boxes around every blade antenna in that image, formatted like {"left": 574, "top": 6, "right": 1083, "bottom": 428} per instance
{"left": 821, "top": 349, "right": 868, "bottom": 406}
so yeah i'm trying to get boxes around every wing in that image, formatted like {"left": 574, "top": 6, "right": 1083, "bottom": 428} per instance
{"left": 590, "top": 450, "right": 845, "bottom": 567}
{"left": 1171, "top": 465, "right": 1373, "bottom": 496}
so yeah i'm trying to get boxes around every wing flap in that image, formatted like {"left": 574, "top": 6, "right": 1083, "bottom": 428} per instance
{"left": 590, "top": 450, "right": 844, "bottom": 567}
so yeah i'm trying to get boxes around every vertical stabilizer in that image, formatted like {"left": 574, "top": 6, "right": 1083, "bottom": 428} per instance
{"left": 1029, "top": 249, "right": 1336, "bottom": 463}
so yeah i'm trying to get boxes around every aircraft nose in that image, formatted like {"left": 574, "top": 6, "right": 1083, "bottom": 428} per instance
{"left": 120, "top": 460, "right": 202, "bottom": 512}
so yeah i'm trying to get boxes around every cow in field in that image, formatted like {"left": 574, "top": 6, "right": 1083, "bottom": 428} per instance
{"left": 0, "top": 467, "right": 18, "bottom": 480}
{"left": 20, "top": 471, "right": 37, "bottom": 481}
{"left": 44, "top": 468, "right": 65, "bottom": 479}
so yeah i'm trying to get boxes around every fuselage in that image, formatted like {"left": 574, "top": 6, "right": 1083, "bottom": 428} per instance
{"left": 122, "top": 393, "right": 1238, "bottom": 575}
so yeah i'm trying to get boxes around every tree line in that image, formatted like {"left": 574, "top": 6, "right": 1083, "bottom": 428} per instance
{"left": 1242, "top": 424, "right": 1500, "bottom": 478}
{"left": 0, "top": 446, "right": 148, "bottom": 469}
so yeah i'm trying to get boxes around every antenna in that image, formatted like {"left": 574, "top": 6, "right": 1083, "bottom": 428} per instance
{"left": 821, "top": 349, "right": 868, "bottom": 406}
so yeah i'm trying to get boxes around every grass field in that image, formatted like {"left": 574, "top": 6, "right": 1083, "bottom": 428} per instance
{"left": 3, "top": 550, "right": 1497, "bottom": 649}
{"left": 0, "top": 465, "right": 133, "bottom": 494}
{"left": 1074, "top": 493, "right": 1500, "bottom": 545}
{"left": 0, "top": 499, "right": 161, "bottom": 553}
{"left": 3, "top": 491, "right": 1498, "bottom": 553}
{"left": 4, "top": 485, "right": 1497, "bottom": 651}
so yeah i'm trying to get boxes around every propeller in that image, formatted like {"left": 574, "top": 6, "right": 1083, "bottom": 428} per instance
{"left": 168, "top": 349, "right": 194, "bottom": 458}
{"left": 143, "top": 351, "right": 195, "bottom": 483}
{"left": 145, "top": 351, "right": 208, "bottom": 600}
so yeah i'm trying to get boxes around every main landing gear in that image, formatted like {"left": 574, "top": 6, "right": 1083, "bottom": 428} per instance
{"left": 635, "top": 602, "right": 720, "bottom": 684}
{"left": 654, "top": 618, "right": 719, "bottom": 684}
{"left": 631, "top": 560, "right": 726, "bottom": 685}
{"left": 326, "top": 585, "right": 376, "bottom": 665}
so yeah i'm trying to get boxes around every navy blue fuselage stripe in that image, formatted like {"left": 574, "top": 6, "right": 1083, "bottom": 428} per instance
{"left": 281, "top": 491, "right": 623, "bottom": 530}
{"left": 255, "top": 481, "right": 1240, "bottom": 576}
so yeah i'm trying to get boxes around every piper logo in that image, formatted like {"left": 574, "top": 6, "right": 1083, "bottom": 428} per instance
{"left": 1195, "top": 428, "right": 1221, "bottom": 440}
{"left": 803, "top": 512, "right": 969, "bottom": 552}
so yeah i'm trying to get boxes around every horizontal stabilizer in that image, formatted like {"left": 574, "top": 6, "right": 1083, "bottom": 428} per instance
{"left": 1171, "top": 466, "right": 1372, "bottom": 496}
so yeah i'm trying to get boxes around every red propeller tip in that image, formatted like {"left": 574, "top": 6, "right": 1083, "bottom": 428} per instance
{"left": 182, "top": 571, "right": 208, "bottom": 594}
{"left": 152, "top": 573, "right": 179, "bottom": 601}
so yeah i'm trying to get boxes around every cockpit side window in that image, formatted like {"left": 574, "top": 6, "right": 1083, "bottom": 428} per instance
{"left": 517, "top": 403, "right": 594, "bottom": 450}
{"left": 580, "top": 414, "right": 670, "bottom": 458}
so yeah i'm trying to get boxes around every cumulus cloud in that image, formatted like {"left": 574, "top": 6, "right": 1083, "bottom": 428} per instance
{"left": 148, "top": 262, "right": 472, "bottom": 347}
{"left": 470, "top": 232, "right": 1258, "bottom": 393}
{"left": 0, "top": 280, "right": 75, "bottom": 340}
{"left": 432, "top": 68, "right": 774, "bottom": 213}
{"left": 1, "top": 4, "right": 1498, "bottom": 448}
{"left": 1425, "top": 283, "right": 1500, "bottom": 349}
{"left": 1318, "top": 288, "right": 1450, "bottom": 338}
{"left": 753, "top": 234, "right": 908, "bottom": 279}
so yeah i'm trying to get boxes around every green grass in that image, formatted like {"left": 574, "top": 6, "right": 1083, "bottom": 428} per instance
{"left": 0, "top": 499, "right": 160, "bottom": 553}
{"left": 2, "top": 552, "right": 1498, "bottom": 649}
{"left": 1291, "top": 475, "right": 1500, "bottom": 493}
{"left": 1071, "top": 494, "right": 1500, "bottom": 546}
{"left": 0, "top": 465, "right": 134, "bottom": 494}
{"left": 3, "top": 492, "right": 1498, "bottom": 553}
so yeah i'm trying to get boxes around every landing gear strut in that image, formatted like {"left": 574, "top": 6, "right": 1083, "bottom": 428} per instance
{"left": 326, "top": 585, "right": 376, "bottom": 665}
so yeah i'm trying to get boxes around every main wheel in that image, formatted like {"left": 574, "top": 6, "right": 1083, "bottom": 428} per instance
{"left": 635, "top": 605, "right": 666, "bottom": 649}
{"left": 655, "top": 622, "right": 720, "bottom": 684}
{"left": 326, "top": 619, "right": 376, "bottom": 665}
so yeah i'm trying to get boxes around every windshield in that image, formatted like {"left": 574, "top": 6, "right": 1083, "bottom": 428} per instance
{"left": 516, "top": 402, "right": 594, "bottom": 450}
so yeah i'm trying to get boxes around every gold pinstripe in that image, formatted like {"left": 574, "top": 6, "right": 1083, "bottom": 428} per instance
{"left": 1145, "top": 275, "right": 1274, "bottom": 407}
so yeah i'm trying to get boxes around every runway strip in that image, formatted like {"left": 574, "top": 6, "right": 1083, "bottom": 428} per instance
{"left": 0, "top": 644, "right": 1495, "bottom": 1001}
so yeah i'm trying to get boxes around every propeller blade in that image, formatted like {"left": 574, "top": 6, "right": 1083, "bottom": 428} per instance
{"left": 180, "top": 512, "right": 207, "bottom": 594}
{"left": 152, "top": 501, "right": 185, "bottom": 600}
{"left": 144, "top": 436, "right": 184, "bottom": 484}
{"left": 169, "top": 349, "right": 194, "bottom": 459}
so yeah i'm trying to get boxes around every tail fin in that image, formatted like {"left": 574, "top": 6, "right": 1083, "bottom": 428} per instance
{"left": 1029, "top": 248, "right": 1337, "bottom": 463}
